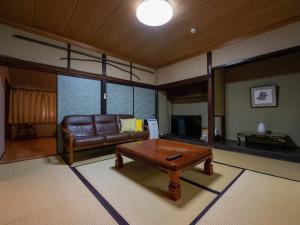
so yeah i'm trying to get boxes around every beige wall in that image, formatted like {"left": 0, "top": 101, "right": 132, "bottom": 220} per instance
{"left": 132, "top": 63, "right": 156, "bottom": 85}
{"left": 225, "top": 53, "right": 300, "bottom": 146}
{"left": 0, "top": 24, "right": 156, "bottom": 85}
{"left": 157, "top": 53, "right": 207, "bottom": 85}
{"left": 70, "top": 46, "right": 102, "bottom": 74}
{"left": 0, "top": 66, "right": 8, "bottom": 156}
{"left": 212, "top": 21, "right": 300, "bottom": 67}
{"left": 0, "top": 24, "right": 67, "bottom": 68}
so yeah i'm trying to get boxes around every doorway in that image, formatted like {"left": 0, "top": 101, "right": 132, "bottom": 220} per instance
{"left": 0, "top": 67, "right": 57, "bottom": 163}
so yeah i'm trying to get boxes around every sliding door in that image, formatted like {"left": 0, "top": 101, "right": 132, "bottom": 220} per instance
{"left": 134, "top": 87, "right": 155, "bottom": 119}
{"left": 57, "top": 75, "right": 101, "bottom": 152}
{"left": 107, "top": 83, "right": 133, "bottom": 115}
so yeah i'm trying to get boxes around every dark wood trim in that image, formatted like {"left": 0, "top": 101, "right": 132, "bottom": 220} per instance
{"left": 10, "top": 87, "right": 56, "bottom": 93}
{"left": 0, "top": 55, "right": 156, "bottom": 89}
{"left": 67, "top": 44, "right": 71, "bottom": 69}
{"left": 158, "top": 75, "right": 208, "bottom": 90}
{"left": 207, "top": 52, "right": 214, "bottom": 147}
{"left": 155, "top": 90, "right": 158, "bottom": 120}
{"left": 13, "top": 34, "right": 154, "bottom": 74}
{"left": 55, "top": 75, "right": 59, "bottom": 154}
{"left": 213, "top": 45, "right": 300, "bottom": 70}
{"left": 130, "top": 62, "right": 135, "bottom": 116}
{"left": 101, "top": 54, "right": 107, "bottom": 114}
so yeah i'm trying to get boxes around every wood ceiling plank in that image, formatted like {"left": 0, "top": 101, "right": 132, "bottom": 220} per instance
{"left": 63, "top": 0, "right": 122, "bottom": 42}
{"left": 128, "top": 0, "right": 300, "bottom": 66}
{"left": 33, "top": 0, "right": 78, "bottom": 35}
{"left": 88, "top": 0, "right": 141, "bottom": 49}
{"left": 0, "top": 0, "right": 35, "bottom": 25}
{"left": 116, "top": 0, "right": 253, "bottom": 61}
{"left": 1, "top": 0, "right": 300, "bottom": 68}
{"left": 148, "top": 0, "right": 300, "bottom": 67}
{"left": 101, "top": 0, "right": 209, "bottom": 55}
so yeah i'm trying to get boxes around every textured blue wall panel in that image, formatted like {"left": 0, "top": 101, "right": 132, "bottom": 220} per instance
{"left": 107, "top": 83, "right": 133, "bottom": 115}
{"left": 134, "top": 87, "right": 155, "bottom": 119}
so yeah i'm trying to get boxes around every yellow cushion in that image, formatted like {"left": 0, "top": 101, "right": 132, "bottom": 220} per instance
{"left": 120, "top": 118, "right": 136, "bottom": 133}
{"left": 135, "top": 119, "right": 143, "bottom": 132}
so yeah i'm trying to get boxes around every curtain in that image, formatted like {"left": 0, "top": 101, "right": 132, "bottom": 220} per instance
{"left": 9, "top": 89, "right": 56, "bottom": 124}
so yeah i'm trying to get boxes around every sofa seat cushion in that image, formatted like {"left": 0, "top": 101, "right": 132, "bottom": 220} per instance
{"left": 105, "top": 133, "right": 130, "bottom": 143}
{"left": 74, "top": 136, "right": 105, "bottom": 147}
{"left": 129, "top": 131, "right": 149, "bottom": 140}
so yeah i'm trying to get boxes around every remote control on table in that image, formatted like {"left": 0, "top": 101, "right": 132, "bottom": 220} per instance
{"left": 166, "top": 153, "right": 182, "bottom": 161}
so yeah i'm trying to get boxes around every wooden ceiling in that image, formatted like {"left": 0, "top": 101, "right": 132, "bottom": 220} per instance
{"left": 0, "top": 0, "right": 300, "bottom": 68}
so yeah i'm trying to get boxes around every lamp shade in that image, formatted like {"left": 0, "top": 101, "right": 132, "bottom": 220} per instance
{"left": 136, "top": 0, "right": 173, "bottom": 26}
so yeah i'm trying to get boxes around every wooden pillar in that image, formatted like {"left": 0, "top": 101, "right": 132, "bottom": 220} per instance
{"left": 207, "top": 52, "right": 214, "bottom": 147}
{"left": 101, "top": 54, "right": 107, "bottom": 114}
{"left": 67, "top": 44, "right": 71, "bottom": 70}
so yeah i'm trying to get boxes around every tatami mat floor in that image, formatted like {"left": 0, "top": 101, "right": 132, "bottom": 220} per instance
{"left": 0, "top": 148, "right": 299, "bottom": 225}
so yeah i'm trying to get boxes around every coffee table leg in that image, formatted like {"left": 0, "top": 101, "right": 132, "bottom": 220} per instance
{"left": 115, "top": 152, "right": 124, "bottom": 169}
{"left": 204, "top": 155, "right": 213, "bottom": 175}
{"left": 168, "top": 170, "right": 181, "bottom": 201}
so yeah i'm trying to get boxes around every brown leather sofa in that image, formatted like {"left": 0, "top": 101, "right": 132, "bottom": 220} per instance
{"left": 62, "top": 114, "right": 149, "bottom": 165}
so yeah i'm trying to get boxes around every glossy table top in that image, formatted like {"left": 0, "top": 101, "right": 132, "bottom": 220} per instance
{"left": 116, "top": 139, "right": 212, "bottom": 170}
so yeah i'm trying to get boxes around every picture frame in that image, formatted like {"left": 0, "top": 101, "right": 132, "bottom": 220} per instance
{"left": 250, "top": 85, "right": 278, "bottom": 108}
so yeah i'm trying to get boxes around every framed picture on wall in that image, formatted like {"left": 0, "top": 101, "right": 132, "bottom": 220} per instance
{"left": 250, "top": 85, "right": 278, "bottom": 108}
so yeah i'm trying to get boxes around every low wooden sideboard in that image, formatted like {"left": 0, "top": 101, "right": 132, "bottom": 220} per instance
{"left": 237, "top": 131, "right": 288, "bottom": 147}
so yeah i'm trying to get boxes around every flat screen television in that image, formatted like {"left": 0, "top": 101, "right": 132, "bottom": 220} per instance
{"left": 171, "top": 115, "right": 202, "bottom": 139}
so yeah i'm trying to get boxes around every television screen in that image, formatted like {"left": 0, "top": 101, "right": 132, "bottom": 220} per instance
{"left": 171, "top": 115, "right": 202, "bottom": 139}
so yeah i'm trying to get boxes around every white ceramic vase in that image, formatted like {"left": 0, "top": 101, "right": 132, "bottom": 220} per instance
{"left": 257, "top": 122, "right": 267, "bottom": 133}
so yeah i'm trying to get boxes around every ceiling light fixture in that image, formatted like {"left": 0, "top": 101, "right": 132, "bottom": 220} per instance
{"left": 136, "top": 0, "right": 173, "bottom": 26}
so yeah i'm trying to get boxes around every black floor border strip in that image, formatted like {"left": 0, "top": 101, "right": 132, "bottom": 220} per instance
{"left": 189, "top": 169, "right": 245, "bottom": 225}
{"left": 213, "top": 160, "right": 300, "bottom": 182}
{"left": 73, "top": 156, "right": 116, "bottom": 168}
{"left": 180, "top": 177, "right": 220, "bottom": 195}
{"left": 70, "top": 166, "right": 130, "bottom": 225}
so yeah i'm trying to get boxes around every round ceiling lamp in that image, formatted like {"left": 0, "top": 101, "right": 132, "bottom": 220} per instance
{"left": 136, "top": 0, "right": 173, "bottom": 26}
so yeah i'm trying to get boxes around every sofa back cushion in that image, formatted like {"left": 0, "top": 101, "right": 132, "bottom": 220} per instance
{"left": 63, "top": 115, "right": 95, "bottom": 137}
{"left": 117, "top": 115, "right": 134, "bottom": 131}
{"left": 94, "top": 115, "right": 119, "bottom": 135}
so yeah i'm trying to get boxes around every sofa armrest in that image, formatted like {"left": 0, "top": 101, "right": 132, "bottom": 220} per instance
{"left": 62, "top": 127, "right": 74, "bottom": 143}
{"left": 62, "top": 127, "right": 75, "bottom": 165}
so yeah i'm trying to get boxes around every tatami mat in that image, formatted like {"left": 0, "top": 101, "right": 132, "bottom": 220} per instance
{"left": 197, "top": 170, "right": 300, "bottom": 225}
{"left": 182, "top": 162, "right": 243, "bottom": 192}
{"left": 213, "top": 148, "right": 300, "bottom": 181}
{"left": 77, "top": 157, "right": 218, "bottom": 225}
{"left": 71, "top": 146, "right": 115, "bottom": 167}
{"left": 0, "top": 156, "right": 117, "bottom": 225}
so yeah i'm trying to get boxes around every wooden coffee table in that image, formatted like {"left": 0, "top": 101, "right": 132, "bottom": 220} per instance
{"left": 115, "top": 139, "right": 213, "bottom": 201}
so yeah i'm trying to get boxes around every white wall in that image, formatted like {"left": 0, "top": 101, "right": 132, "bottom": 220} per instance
{"left": 0, "top": 66, "right": 8, "bottom": 157}
{"left": 0, "top": 24, "right": 67, "bottom": 68}
{"left": 212, "top": 21, "right": 300, "bottom": 67}
{"left": 0, "top": 24, "right": 156, "bottom": 85}
{"left": 70, "top": 45, "right": 102, "bottom": 74}
{"left": 132, "top": 63, "right": 156, "bottom": 85}
{"left": 157, "top": 53, "right": 207, "bottom": 85}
